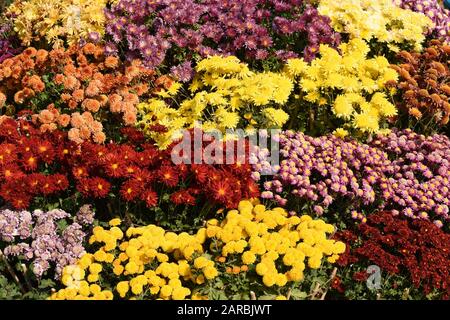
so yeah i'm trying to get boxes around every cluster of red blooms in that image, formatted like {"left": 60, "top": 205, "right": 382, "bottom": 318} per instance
{"left": 0, "top": 118, "right": 259, "bottom": 210}
{"left": 335, "top": 211, "right": 450, "bottom": 299}
{"left": 0, "top": 118, "right": 69, "bottom": 208}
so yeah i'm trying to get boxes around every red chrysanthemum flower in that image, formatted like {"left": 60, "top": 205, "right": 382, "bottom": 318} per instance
{"left": 88, "top": 177, "right": 111, "bottom": 198}
{"left": 170, "top": 189, "right": 196, "bottom": 206}
{"left": 118, "top": 145, "right": 137, "bottom": 163}
{"left": 352, "top": 271, "right": 368, "bottom": 282}
{"left": 331, "top": 277, "right": 345, "bottom": 293}
{"left": 34, "top": 139, "right": 55, "bottom": 164}
{"left": 41, "top": 177, "right": 58, "bottom": 195}
{"left": 120, "top": 127, "right": 145, "bottom": 144}
{"left": 131, "top": 168, "right": 154, "bottom": 184}
{"left": 52, "top": 174, "right": 69, "bottom": 191}
{"left": 175, "top": 163, "right": 189, "bottom": 180}
{"left": 210, "top": 179, "right": 231, "bottom": 203}
{"left": 120, "top": 179, "right": 142, "bottom": 201}
{"left": 123, "top": 165, "right": 140, "bottom": 177}
{"left": 0, "top": 118, "right": 20, "bottom": 141}
{"left": 141, "top": 189, "right": 158, "bottom": 208}
{"left": 76, "top": 178, "right": 91, "bottom": 197}
{"left": 72, "top": 166, "right": 89, "bottom": 179}
{"left": 0, "top": 143, "right": 17, "bottom": 166}
{"left": 21, "top": 152, "right": 39, "bottom": 171}
{"left": 335, "top": 211, "right": 450, "bottom": 298}
{"left": 148, "top": 124, "right": 168, "bottom": 133}
{"left": 207, "top": 169, "right": 223, "bottom": 183}
{"left": 158, "top": 165, "right": 179, "bottom": 187}
{"left": 80, "top": 142, "right": 108, "bottom": 166}
{"left": 135, "top": 146, "right": 159, "bottom": 166}
{"left": 18, "top": 118, "right": 39, "bottom": 135}
{"left": 191, "top": 164, "right": 210, "bottom": 184}
{"left": 229, "top": 162, "right": 252, "bottom": 177}
{"left": 0, "top": 165, "right": 25, "bottom": 181}
{"left": 11, "top": 193, "right": 32, "bottom": 209}
{"left": 0, "top": 182, "right": 16, "bottom": 203}
{"left": 25, "top": 173, "right": 46, "bottom": 194}
{"left": 104, "top": 154, "right": 125, "bottom": 178}
{"left": 17, "top": 137, "right": 38, "bottom": 154}
{"left": 242, "top": 179, "right": 260, "bottom": 199}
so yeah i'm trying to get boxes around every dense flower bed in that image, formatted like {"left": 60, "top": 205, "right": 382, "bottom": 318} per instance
{"left": 0, "top": 119, "right": 259, "bottom": 218}
{"left": 49, "top": 200, "right": 346, "bottom": 300}
{"left": 0, "top": 43, "right": 157, "bottom": 143}
{"left": 253, "top": 129, "right": 450, "bottom": 228}
{"left": 104, "top": 0, "right": 340, "bottom": 71}
{"left": 390, "top": 39, "right": 450, "bottom": 132}
{"left": 334, "top": 211, "right": 450, "bottom": 299}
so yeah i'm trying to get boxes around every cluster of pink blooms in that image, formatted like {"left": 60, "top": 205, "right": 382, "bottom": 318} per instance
{"left": 0, "top": 205, "right": 94, "bottom": 278}
{"left": 252, "top": 129, "right": 450, "bottom": 228}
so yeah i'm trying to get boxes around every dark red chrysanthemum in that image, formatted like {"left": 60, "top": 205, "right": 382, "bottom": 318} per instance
{"left": 26, "top": 173, "right": 46, "bottom": 194}
{"left": 120, "top": 179, "right": 143, "bottom": 201}
{"left": 0, "top": 143, "right": 17, "bottom": 165}
{"left": 21, "top": 152, "right": 39, "bottom": 171}
{"left": 210, "top": 179, "right": 232, "bottom": 203}
{"left": 10, "top": 193, "right": 32, "bottom": 210}
{"left": 330, "top": 277, "right": 345, "bottom": 293}
{"left": 103, "top": 154, "right": 126, "bottom": 178}
{"left": 170, "top": 189, "right": 196, "bottom": 206}
{"left": 141, "top": 189, "right": 158, "bottom": 208}
{"left": 335, "top": 211, "right": 450, "bottom": 298}
{"left": 52, "top": 174, "right": 69, "bottom": 191}
{"left": 0, "top": 165, "right": 25, "bottom": 181}
{"left": 242, "top": 179, "right": 260, "bottom": 199}
{"left": 87, "top": 177, "right": 111, "bottom": 198}
{"left": 352, "top": 271, "right": 368, "bottom": 282}
{"left": 0, "top": 118, "right": 20, "bottom": 141}
{"left": 120, "top": 127, "right": 145, "bottom": 143}
{"left": 136, "top": 145, "right": 159, "bottom": 166}
{"left": 72, "top": 166, "right": 90, "bottom": 179}
{"left": 191, "top": 164, "right": 210, "bottom": 184}
{"left": 158, "top": 165, "right": 179, "bottom": 187}
{"left": 34, "top": 140, "right": 55, "bottom": 164}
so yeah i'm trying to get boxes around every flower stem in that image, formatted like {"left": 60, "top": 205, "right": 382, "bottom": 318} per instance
{"left": 0, "top": 249, "right": 26, "bottom": 294}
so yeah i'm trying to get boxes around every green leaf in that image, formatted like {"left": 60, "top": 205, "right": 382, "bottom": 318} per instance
{"left": 56, "top": 219, "right": 68, "bottom": 233}
{"left": 38, "top": 279, "right": 55, "bottom": 289}
{"left": 290, "top": 289, "right": 308, "bottom": 300}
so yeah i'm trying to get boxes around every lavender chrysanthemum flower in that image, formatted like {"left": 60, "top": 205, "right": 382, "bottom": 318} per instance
{"left": 0, "top": 207, "right": 94, "bottom": 279}
{"left": 75, "top": 204, "right": 95, "bottom": 226}
{"left": 170, "top": 61, "right": 194, "bottom": 82}
{"left": 252, "top": 129, "right": 450, "bottom": 226}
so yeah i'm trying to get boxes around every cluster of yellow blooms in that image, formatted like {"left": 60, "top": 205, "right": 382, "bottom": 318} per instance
{"left": 49, "top": 217, "right": 215, "bottom": 300}
{"left": 206, "top": 200, "right": 345, "bottom": 287}
{"left": 136, "top": 56, "right": 292, "bottom": 149}
{"left": 49, "top": 200, "right": 345, "bottom": 300}
{"left": 8, "top": 0, "right": 108, "bottom": 47}
{"left": 318, "top": 0, "right": 433, "bottom": 53}
{"left": 284, "top": 39, "right": 399, "bottom": 134}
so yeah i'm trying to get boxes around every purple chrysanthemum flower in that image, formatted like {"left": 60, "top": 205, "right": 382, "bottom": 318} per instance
{"left": 104, "top": 0, "right": 340, "bottom": 70}
{"left": 252, "top": 129, "right": 450, "bottom": 226}
{"left": 0, "top": 207, "right": 94, "bottom": 279}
